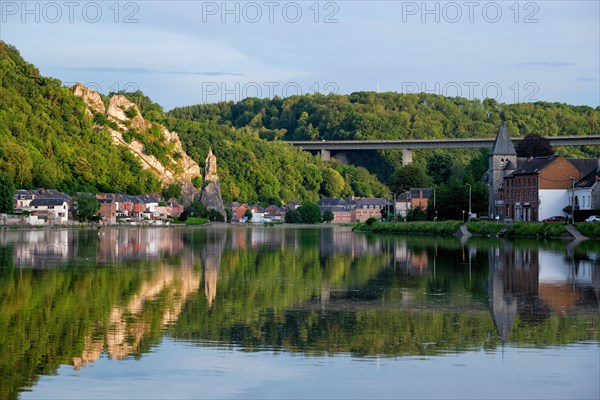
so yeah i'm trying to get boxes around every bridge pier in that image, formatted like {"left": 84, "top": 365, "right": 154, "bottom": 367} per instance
{"left": 403, "top": 149, "right": 413, "bottom": 165}
{"left": 321, "top": 149, "right": 331, "bottom": 161}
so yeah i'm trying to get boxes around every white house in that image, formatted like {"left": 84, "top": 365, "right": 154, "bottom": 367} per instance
{"left": 573, "top": 163, "right": 600, "bottom": 211}
{"left": 28, "top": 198, "right": 69, "bottom": 224}
{"left": 14, "top": 190, "right": 34, "bottom": 208}
{"left": 251, "top": 210, "right": 267, "bottom": 223}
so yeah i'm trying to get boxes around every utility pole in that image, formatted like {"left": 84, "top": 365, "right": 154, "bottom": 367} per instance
{"left": 569, "top": 177, "right": 575, "bottom": 224}
{"left": 466, "top": 183, "right": 472, "bottom": 221}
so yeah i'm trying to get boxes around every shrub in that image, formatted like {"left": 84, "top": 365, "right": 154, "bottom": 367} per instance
{"left": 124, "top": 106, "right": 138, "bottom": 119}
{"left": 354, "top": 221, "right": 462, "bottom": 236}
{"left": 184, "top": 217, "right": 208, "bottom": 225}
{"left": 574, "top": 222, "right": 600, "bottom": 238}
{"left": 365, "top": 217, "right": 377, "bottom": 226}
{"left": 298, "top": 203, "right": 322, "bottom": 224}
{"left": 505, "top": 222, "right": 566, "bottom": 238}
{"left": 323, "top": 210, "right": 334, "bottom": 223}
{"left": 122, "top": 131, "right": 133, "bottom": 143}
{"left": 191, "top": 176, "right": 202, "bottom": 188}
{"left": 285, "top": 209, "right": 302, "bottom": 223}
{"left": 467, "top": 221, "right": 504, "bottom": 235}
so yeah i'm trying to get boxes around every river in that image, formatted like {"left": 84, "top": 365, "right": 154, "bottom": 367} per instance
{"left": 0, "top": 225, "right": 598, "bottom": 399}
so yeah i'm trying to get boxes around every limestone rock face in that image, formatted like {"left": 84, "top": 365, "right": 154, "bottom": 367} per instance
{"left": 72, "top": 84, "right": 201, "bottom": 203}
{"left": 200, "top": 149, "right": 226, "bottom": 219}
{"left": 72, "top": 83, "right": 105, "bottom": 115}
{"left": 107, "top": 95, "right": 146, "bottom": 131}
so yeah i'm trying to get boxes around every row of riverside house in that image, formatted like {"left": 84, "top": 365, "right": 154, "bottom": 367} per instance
{"left": 317, "top": 197, "right": 391, "bottom": 223}
{"left": 226, "top": 202, "right": 294, "bottom": 223}
{"left": 227, "top": 197, "right": 391, "bottom": 223}
{"left": 9, "top": 189, "right": 183, "bottom": 226}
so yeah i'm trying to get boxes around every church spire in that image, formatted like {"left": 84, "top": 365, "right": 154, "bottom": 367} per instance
{"left": 491, "top": 121, "right": 516, "bottom": 155}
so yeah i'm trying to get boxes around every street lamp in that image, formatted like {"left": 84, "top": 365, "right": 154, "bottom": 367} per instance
{"left": 466, "top": 183, "right": 472, "bottom": 221}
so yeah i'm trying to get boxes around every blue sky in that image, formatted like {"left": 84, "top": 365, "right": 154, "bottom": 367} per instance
{"left": 1, "top": 1, "right": 598, "bottom": 110}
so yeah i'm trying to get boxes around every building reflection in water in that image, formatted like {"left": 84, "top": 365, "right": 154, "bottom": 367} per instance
{"left": 394, "top": 241, "right": 429, "bottom": 276}
{"left": 2, "top": 227, "right": 599, "bottom": 370}
{"left": 487, "top": 241, "right": 600, "bottom": 343}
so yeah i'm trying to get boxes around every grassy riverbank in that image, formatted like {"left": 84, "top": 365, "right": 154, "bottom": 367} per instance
{"left": 173, "top": 217, "right": 209, "bottom": 225}
{"left": 354, "top": 221, "right": 462, "bottom": 235}
{"left": 354, "top": 220, "right": 592, "bottom": 239}
{"left": 574, "top": 222, "right": 600, "bottom": 238}
{"left": 466, "top": 221, "right": 504, "bottom": 235}
{"left": 503, "top": 222, "right": 567, "bottom": 238}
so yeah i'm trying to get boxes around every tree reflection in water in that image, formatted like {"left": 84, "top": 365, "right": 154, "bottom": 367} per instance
{"left": 0, "top": 226, "right": 598, "bottom": 399}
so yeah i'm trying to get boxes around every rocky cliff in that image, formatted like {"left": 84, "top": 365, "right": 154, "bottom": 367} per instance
{"left": 72, "top": 83, "right": 201, "bottom": 202}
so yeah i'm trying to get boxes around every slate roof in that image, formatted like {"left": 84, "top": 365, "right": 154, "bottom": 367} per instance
{"left": 503, "top": 160, "right": 516, "bottom": 170}
{"left": 575, "top": 167, "right": 600, "bottom": 188}
{"left": 31, "top": 189, "right": 72, "bottom": 201}
{"left": 319, "top": 205, "right": 353, "bottom": 213}
{"left": 409, "top": 188, "right": 433, "bottom": 199}
{"left": 30, "top": 198, "right": 67, "bottom": 207}
{"left": 353, "top": 198, "right": 390, "bottom": 207}
{"left": 318, "top": 197, "right": 348, "bottom": 206}
{"left": 491, "top": 121, "right": 517, "bottom": 156}
{"left": 568, "top": 158, "right": 599, "bottom": 176}
{"left": 510, "top": 155, "right": 560, "bottom": 175}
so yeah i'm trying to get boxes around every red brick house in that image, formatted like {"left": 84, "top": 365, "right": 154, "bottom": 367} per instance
{"left": 501, "top": 155, "right": 582, "bottom": 222}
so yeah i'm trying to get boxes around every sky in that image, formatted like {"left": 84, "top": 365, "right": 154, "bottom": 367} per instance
{"left": 1, "top": 1, "right": 598, "bottom": 110}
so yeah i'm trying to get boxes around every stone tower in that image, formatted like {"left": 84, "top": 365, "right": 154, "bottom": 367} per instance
{"left": 488, "top": 122, "right": 517, "bottom": 218}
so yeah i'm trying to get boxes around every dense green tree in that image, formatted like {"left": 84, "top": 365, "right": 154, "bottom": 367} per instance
{"left": 434, "top": 179, "right": 470, "bottom": 220}
{"left": 322, "top": 210, "right": 334, "bottom": 223}
{"left": 4, "top": 40, "right": 598, "bottom": 207}
{"left": 390, "top": 164, "right": 429, "bottom": 193}
{"left": 183, "top": 200, "right": 209, "bottom": 219}
{"left": 285, "top": 209, "right": 302, "bottom": 223}
{"left": 169, "top": 91, "right": 599, "bottom": 186}
{"left": 427, "top": 153, "right": 455, "bottom": 185}
{"left": 244, "top": 209, "right": 253, "bottom": 221}
{"left": 0, "top": 41, "right": 161, "bottom": 196}
{"left": 162, "top": 183, "right": 182, "bottom": 200}
{"left": 516, "top": 133, "right": 554, "bottom": 157}
{"left": 407, "top": 205, "right": 427, "bottom": 221}
{"left": 0, "top": 172, "right": 15, "bottom": 213}
{"left": 207, "top": 209, "right": 224, "bottom": 222}
{"left": 75, "top": 193, "right": 100, "bottom": 222}
{"left": 320, "top": 168, "right": 345, "bottom": 198}
{"left": 297, "top": 203, "right": 323, "bottom": 224}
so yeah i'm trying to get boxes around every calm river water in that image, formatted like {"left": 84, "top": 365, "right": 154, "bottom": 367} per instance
{"left": 0, "top": 225, "right": 598, "bottom": 399}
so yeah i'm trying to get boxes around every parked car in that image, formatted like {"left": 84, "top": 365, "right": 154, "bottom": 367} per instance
{"left": 585, "top": 215, "right": 600, "bottom": 222}
{"left": 543, "top": 216, "right": 566, "bottom": 222}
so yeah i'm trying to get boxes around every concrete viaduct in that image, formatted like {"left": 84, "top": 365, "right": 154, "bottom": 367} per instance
{"left": 289, "top": 136, "right": 600, "bottom": 165}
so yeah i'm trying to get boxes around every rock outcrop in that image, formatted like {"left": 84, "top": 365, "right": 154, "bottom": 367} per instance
{"left": 72, "top": 83, "right": 105, "bottom": 115}
{"left": 107, "top": 94, "right": 146, "bottom": 131}
{"left": 72, "top": 83, "right": 201, "bottom": 203}
{"left": 199, "top": 149, "right": 226, "bottom": 220}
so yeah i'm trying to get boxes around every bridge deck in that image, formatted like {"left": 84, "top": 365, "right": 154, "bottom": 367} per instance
{"left": 289, "top": 136, "right": 600, "bottom": 150}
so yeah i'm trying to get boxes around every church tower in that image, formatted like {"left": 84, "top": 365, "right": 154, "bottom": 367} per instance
{"left": 489, "top": 122, "right": 517, "bottom": 218}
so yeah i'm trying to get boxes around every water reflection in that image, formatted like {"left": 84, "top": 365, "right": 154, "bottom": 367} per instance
{"left": 0, "top": 227, "right": 598, "bottom": 399}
